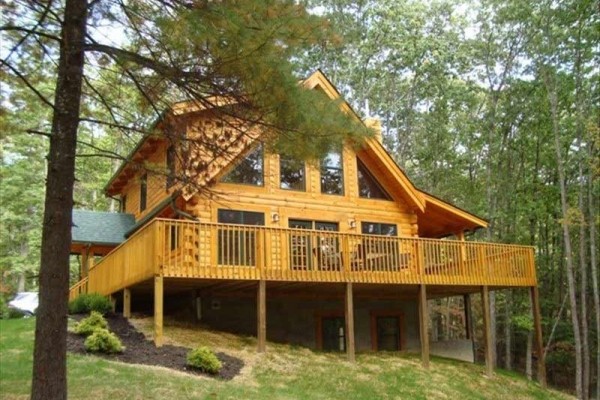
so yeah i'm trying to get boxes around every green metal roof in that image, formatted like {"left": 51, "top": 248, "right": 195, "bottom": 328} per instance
{"left": 72, "top": 209, "right": 136, "bottom": 246}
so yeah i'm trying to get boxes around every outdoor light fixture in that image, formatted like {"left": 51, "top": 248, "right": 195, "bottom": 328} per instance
{"left": 349, "top": 219, "right": 357, "bottom": 229}
{"left": 272, "top": 213, "right": 280, "bottom": 223}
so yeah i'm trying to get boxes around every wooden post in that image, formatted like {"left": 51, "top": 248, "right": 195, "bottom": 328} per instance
{"left": 418, "top": 284, "right": 429, "bottom": 369}
{"left": 345, "top": 282, "right": 355, "bottom": 362}
{"left": 109, "top": 294, "right": 117, "bottom": 313}
{"left": 154, "top": 275, "right": 164, "bottom": 347}
{"left": 481, "top": 286, "right": 494, "bottom": 377}
{"left": 123, "top": 287, "right": 131, "bottom": 318}
{"left": 530, "top": 286, "right": 547, "bottom": 387}
{"left": 257, "top": 280, "right": 266, "bottom": 352}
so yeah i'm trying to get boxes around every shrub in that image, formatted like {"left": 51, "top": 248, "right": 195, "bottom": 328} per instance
{"left": 186, "top": 346, "right": 222, "bottom": 374}
{"left": 0, "top": 296, "right": 10, "bottom": 319}
{"left": 68, "top": 293, "right": 112, "bottom": 315}
{"left": 74, "top": 311, "right": 108, "bottom": 336}
{"left": 7, "top": 308, "right": 27, "bottom": 319}
{"left": 84, "top": 328, "right": 124, "bottom": 354}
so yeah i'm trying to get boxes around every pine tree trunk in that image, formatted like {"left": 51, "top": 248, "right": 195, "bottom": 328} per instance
{"left": 526, "top": 329, "right": 533, "bottom": 380}
{"left": 543, "top": 68, "right": 583, "bottom": 399}
{"left": 579, "top": 163, "right": 590, "bottom": 399}
{"left": 31, "top": 1, "right": 88, "bottom": 399}
{"left": 505, "top": 290, "right": 512, "bottom": 370}
{"left": 588, "top": 159, "right": 599, "bottom": 400}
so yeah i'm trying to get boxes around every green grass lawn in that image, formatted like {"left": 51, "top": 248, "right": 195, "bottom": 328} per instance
{"left": 0, "top": 317, "right": 571, "bottom": 400}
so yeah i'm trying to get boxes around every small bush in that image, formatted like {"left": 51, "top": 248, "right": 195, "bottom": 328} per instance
{"left": 68, "top": 293, "right": 112, "bottom": 315}
{"left": 74, "top": 311, "right": 108, "bottom": 336}
{"left": 0, "top": 296, "right": 10, "bottom": 319}
{"left": 186, "top": 346, "right": 222, "bottom": 374}
{"left": 7, "top": 308, "right": 27, "bottom": 319}
{"left": 84, "top": 328, "right": 124, "bottom": 354}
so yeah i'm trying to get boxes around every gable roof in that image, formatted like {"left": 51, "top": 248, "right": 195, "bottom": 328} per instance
{"left": 102, "top": 69, "right": 486, "bottom": 236}
{"left": 72, "top": 209, "right": 136, "bottom": 246}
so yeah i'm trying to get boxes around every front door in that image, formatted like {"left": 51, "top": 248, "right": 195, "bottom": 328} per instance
{"left": 376, "top": 316, "right": 400, "bottom": 351}
{"left": 322, "top": 316, "right": 345, "bottom": 352}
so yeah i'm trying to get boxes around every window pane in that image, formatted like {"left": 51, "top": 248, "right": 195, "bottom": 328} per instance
{"left": 166, "top": 145, "right": 176, "bottom": 188}
{"left": 217, "top": 209, "right": 265, "bottom": 225}
{"left": 280, "top": 157, "right": 305, "bottom": 191}
{"left": 361, "top": 222, "right": 397, "bottom": 236}
{"left": 322, "top": 151, "right": 342, "bottom": 168}
{"left": 221, "top": 144, "right": 264, "bottom": 186}
{"left": 320, "top": 150, "right": 344, "bottom": 195}
{"left": 357, "top": 159, "right": 392, "bottom": 200}
{"left": 140, "top": 174, "right": 147, "bottom": 212}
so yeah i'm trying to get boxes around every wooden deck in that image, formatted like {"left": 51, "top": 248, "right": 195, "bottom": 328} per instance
{"left": 70, "top": 218, "right": 537, "bottom": 299}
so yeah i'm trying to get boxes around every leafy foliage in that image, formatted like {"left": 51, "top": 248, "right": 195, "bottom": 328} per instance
{"left": 74, "top": 311, "right": 108, "bottom": 337}
{"left": 68, "top": 293, "right": 112, "bottom": 315}
{"left": 84, "top": 328, "right": 124, "bottom": 354}
{"left": 186, "top": 346, "right": 222, "bottom": 374}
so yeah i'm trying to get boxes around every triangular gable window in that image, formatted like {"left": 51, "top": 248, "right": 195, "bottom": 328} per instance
{"left": 221, "top": 144, "right": 264, "bottom": 186}
{"left": 357, "top": 158, "right": 392, "bottom": 200}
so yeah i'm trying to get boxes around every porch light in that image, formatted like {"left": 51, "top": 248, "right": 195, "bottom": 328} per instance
{"left": 271, "top": 213, "right": 280, "bottom": 223}
{"left": 349, "top": 219, "right": 357, "bottom": 229}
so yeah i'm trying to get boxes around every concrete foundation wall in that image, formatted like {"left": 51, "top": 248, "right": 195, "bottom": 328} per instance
{"left": 429, "top": 339, "right": 475, "bottom": 362}
{"left": 195, "top": 295, "right": 420, "bottom": 352}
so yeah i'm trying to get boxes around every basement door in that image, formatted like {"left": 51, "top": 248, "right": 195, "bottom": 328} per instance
{"left": 376, "top": 316, "right": 400, "bottom": 351}
{"left": 321, "top": 316, "right": 346, "bottom": 352}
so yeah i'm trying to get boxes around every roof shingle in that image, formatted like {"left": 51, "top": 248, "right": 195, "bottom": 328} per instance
{"left": 72, "top": 209, "right": 135, "bottom": 245}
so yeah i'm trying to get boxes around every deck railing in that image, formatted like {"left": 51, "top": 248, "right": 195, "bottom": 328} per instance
{"left": 70, "top": 218, "right": 537, "bottom": 298}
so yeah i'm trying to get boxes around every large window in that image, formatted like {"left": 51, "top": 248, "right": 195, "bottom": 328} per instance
{"left": 320, "top": 150, "right": 344, "bottom": 195}
{"left": 139, "top": 174, "right": 147, "bottom": 212}
{"left": 217, "top": 210, "right": 265, "bottom": 266}
{"left": 280, "top": 156, "right": 305, "bottom": 191}
{"left": 166, "top": 145, "right": 176, "bottom": 188}
{"left": 288, "top": 219, "right": 340, "bottom": 271}
{"left": 221, "top": 144, "right": 264, "bottom": 186}
{"left": 361, "top": 222, "right": 397, "bottom": 236}
{"left": 359, "top": 222, "right": 401, "bottom": 271}
{"left": 357, "top": 159, "right": 392, "bottom": 200}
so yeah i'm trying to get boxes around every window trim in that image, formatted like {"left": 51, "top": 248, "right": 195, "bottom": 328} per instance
{"left": 121, "top": 195, "right": 127, "bottom": 213}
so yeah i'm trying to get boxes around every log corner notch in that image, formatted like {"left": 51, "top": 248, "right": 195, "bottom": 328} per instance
{"left": 530, "top": 286, "right": 547, "bottom": 387}
{"left": 418, "top": 284, "right": 430, "bottom": 369}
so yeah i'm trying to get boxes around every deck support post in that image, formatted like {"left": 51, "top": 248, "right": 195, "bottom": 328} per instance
{"left": 418, "top": 284, "right": 429, "bottom": 369}
{"left": 109, "top": 294, "right": 117, "bottom": 313}
{"left": 481, "top": 286, "right": 494, "bottom": 377}
{"left": 123, "top": 287, "right": 131, "bottom": 318}
{"left": 257, "top": 280, "right": 266, "bottom": 353}
{"left": 154, "top": 275, "right": 164, "bottom": 347}
{"left": 530, "top": 286, "right": 547, "bottom": 387}
{"left": 463, "top": 293, "right": 476, "bottom": 362}
{"left": 345, "top": 282, "right": 355, "bottom": 362}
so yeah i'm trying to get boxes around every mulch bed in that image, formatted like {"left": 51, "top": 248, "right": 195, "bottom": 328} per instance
{"left": 67, "top": 313, "right": 243, "bottom": 380}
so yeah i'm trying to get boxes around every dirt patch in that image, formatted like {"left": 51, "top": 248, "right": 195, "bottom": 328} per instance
{"left": 68, "top": 313, "right": 243, "bottom": 380}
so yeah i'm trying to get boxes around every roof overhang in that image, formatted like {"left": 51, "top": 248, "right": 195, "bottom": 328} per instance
{"left": 417, "top": 192, "right": 488, "bottom": 238}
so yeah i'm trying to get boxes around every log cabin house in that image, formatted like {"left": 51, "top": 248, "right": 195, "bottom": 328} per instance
{"left": 69, "top": 70, "right": 545, "bottom": 383}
